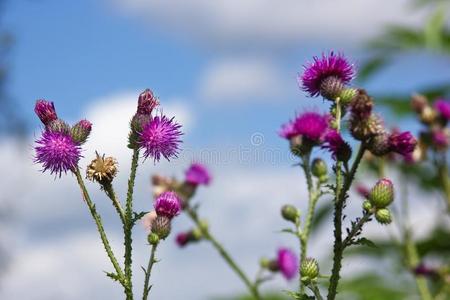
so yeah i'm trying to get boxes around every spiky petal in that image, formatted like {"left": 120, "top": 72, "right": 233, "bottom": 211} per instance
{"left": 322, "top": 129, "right": 351, "bottom": 161}
{"left": 139, "top": 115, "right": 182, "bottom": 162}
{"left": 294, "top": 112, "right": 329, "bottom": 142}
{"left": 185, "top": 163, "right": 212, "bottom": 186}
{"left": 300, "top": 52, "right": 355, "bottom": 97}
{"left": 277, "top": 248, "right": 298, "bottom": 280}
{"left": 34, "top": 130, "right": 81, "bottom": 176}
{"left": 154, "top": 191, "right": 182, "bottom": 219}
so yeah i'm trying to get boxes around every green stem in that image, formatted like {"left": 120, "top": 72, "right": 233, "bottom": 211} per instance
{"left": 437, "top": 155, "right": 450, "bottom": 212}
{"left": 142, "top": 244, "right": 158, "bottom": 300}
{"left": 185, "top": 206, "right": 261, "bottom": 300}
{"left": 327, "top": 99, "right": 366, "bottom": 300}
{"left": 103, "top": 181, "right": 126, "bottom": 224}
{"left": 73, "top": 168, "right": 126, "bottom": 287}
{"left": 310, "top": 283, "right": 324, "bottom": 300}
{"left": 299, "top": 152, "right": 321, "bottom": 294}
{"left": 404, "top": 230, "right": 433, "bottom": 300}
{"left": 124, "top": 149, "right": 140, "bottom": 300}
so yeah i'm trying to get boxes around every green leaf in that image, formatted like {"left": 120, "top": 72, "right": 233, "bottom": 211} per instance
{"left": 283, "top": 291, "right": 314, "bottom": 300}
{"left": 424, "top": 7, "right": 446, "bottom": 50}
{"left": 354, "top": 237, "right": 378, "bottom": 248}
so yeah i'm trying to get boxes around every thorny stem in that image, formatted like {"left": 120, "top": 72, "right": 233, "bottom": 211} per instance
{"left": 124, "top": 149, "right": 140, "bottom": 300}
{"left": 73, "top": 168, "right": 126, "bottom": 288}
{"left": 103, "top": 181, "right": 126, "bottom": 224}
{"left": 342, "top": 213, "right": 371, "bottom": 248}
{"left": 185, "top": 206, "right": 262, "bottom": 300}
{"left": 327, "top": 99, "right": 367, "bottom": 300}
{"left": 142, "top": 244, "right": 158, "bottom": 300}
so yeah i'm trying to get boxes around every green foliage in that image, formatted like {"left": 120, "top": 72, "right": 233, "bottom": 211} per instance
{"left": 353, "top": 237, "right": 378, "bottom": 249}
{"left": 416, "top": 225, "right": 450, "bottom": 257}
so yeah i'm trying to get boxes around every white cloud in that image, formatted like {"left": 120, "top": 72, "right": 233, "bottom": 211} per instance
{"left": 112, "top": 0, "right": 426, "bottom": 49}
{"left": 198, "top": 58, "right": 290, "bottom": 103}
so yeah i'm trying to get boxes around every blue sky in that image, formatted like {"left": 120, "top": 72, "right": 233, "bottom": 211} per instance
{"left": 1, "top": 0, "right": 450, "bottom": 299}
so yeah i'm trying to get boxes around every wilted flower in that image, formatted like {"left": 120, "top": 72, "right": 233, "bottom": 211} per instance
{"left": 86, "top": 152, "right": 118, "bottom": 184}
{"left": 350, "top": 89, "right": 373, "bottom": 119}
{"left": 139, "top": 115, "right": 183, "bottom": 162}
{"left": 137, "top": 89, "right": 159, "bottom": 115}
{"left": 34, "top": 99, "right": 58, "bottom": 126}
{"left": 277, "top": 248, "right": 298, "bottom": 280}
{"left": 154, "top": 191, "right": 182, "bottom": 219}
{"left": 185, "top": 163, "right": 212, "bottom": 186}
{"left": 34, "top": 130, "right": 81, "bottom": 176}
{"left": 368, "top": 132, "right": 391, "bottom": 156}
{"left": 300, "top": 52, "right": 355, "bottom": 98}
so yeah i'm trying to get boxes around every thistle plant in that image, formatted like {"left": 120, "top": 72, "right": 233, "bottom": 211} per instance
{"left": 33, "top": 89, "right": 183, "bottom": 299}
{"left": 278, "top": 51, "right": 417, "bottom": 300}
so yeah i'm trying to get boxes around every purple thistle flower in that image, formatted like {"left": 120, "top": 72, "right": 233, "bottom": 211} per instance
{"left": 175, "top": 232, "right": 190, "bottom": 247}
{"left": 185, "top": 163, "right": 212, "bottom": 186}
{"left": 34, "top": 99, "right": 58, "bottom": 126}
{"left": 434, "top": 99, "right": 450, "bottom": 120}
{"left": 277, "top": 248, "right": 298, "bottom": 280}
{"left": 138, "top": 115, "right": 183, "bottom": 162}
{"left": 300, "top": 52, "right": 355, "bottom": 97}
{"left": 34, "top": 130, "right": 81, "bottom": 176}
{"left": 278, "top": 120, "right": 297, "bottom": 140}
{"left": 154, "top": 191, "right": 182, "bottom": 219}
{"left": 388, "top": 131, "right": 417, "bottom": 156}
{"left": 293, "top": 111, "right": 329, "bottom": 142}
{"left": 322, "top": 129, "right": 351, "bottom": 161}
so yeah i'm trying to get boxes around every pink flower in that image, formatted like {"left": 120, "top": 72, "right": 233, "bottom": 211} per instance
{"left": 185, "top": 163, "right": 212, "bottom": 186}
{"left": 277, "top": 248, "right": 298, "bottom": 280}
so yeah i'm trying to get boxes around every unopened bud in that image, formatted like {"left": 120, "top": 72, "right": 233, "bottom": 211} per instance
{"left": 71, "top": 119, "right": 92, "bottom": 144}
{"left": 137, "top": 89, "right": 159, "bottom": 115}
{"left": 369, "top": 178, "right": 394, "bottom": 208}
{"left": 34, "top": 99, "right": 58, "bottom": 126}
{"left": 375, "top": 208, "right": 392, "bottom": 225}
{"left": 300, "top": 258, "right": 319, "bottom": 283}
{"left": 311, "top": 158, "right": 327, "bottom": 181}
{"left": 362, "top": 200, "right": 373, "bottom": 212}
{"left": 151, "top": 215, "right": 171, "bottom": 239}
{"left": 368, "top": 133, "right": 391, "bottom": 156}
{"left": 148, "top": 232, "right": 160, "bottom": 245}
{"left": 339, "top": 88, "right": 357, "bottom": 105}
{"left": 281, "top": 204, "right": 300, "bottom": 223}
{"left": 350, "top": 89, "right": 373, "bottom": 119}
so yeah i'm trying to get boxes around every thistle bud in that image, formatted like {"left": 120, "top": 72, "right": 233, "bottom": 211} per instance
{"left": 369, "top": 178, "right": 394, "bottom": 208}
{"left": 151, "top": 215, "right": 171, "bottom": 239}
{"left": 70, "top": 119, "right": 92, "bottom": 144}
{"left": 35, "top": 99, "right": 58, "bottom": 126}
{"left": 86, "top": 152, "right": 118, "bottom": 184}
{"left": 259, "top": 257, "right": 271, "bottom": 269}
{"left": 339, "top": 88, "right": 357, "bottom": 105}
{"left": 319, "top": 76, "right": 344, "bottom": 101}
{"left": 411, "top": 94, "right": 428, "bottom": 114}
{"left": 350, "top": 89, "right": 373, "bottom": 119}
{"left": 300, "top": 258, "right": 319, "bottom": 283}
{"left": 420, "top": 106, "right": 436, "bottom": 125}
{"left": 349, "top": 114, "right": 384, "bottom": 141}
{"left": 281, "top": 204, "right": 299, "bottom": 223}
{"left": 375, "top": 208, "right": 392, "bottom": 225}
{"left": 311, "top": 158, "right": 328, "bottom": 182}
{"left": 368, "top": 133, "right": 391, "bottom": 156}
{"left": 47, "top": 119, "right": 71, "bottom": 135}
{"left": 362, "top": 200, "right": 373, "bottom": 212}
{"left": 137, "top": 89, "right": 159, "bottom": 115}
{"left": 147, "top": 232, "right": 160, "bottom": 245}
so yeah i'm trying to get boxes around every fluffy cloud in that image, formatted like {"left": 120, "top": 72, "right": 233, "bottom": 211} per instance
{"left": 112, "top": 0, "right": 425, "bottom": 50}
{"left": 198, "top": 58, "right": 291, "bottom": 103}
